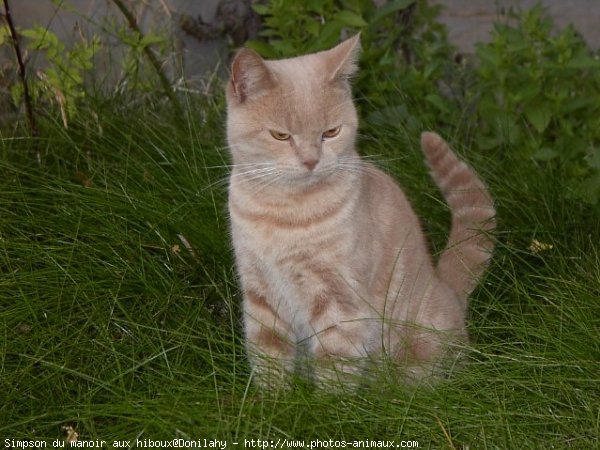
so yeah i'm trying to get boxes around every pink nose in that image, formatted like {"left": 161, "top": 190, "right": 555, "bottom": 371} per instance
{"left": 303, "top": 159, "right": 319, "bottom": 171}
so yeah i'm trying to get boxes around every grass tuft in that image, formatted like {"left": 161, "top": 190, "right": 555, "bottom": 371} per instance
{"left": 1, "top": 96, "right": 598, "bottom": 448}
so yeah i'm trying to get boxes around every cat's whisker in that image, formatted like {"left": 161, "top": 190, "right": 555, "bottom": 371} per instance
{"left": 232, "top": 168, "right": 277, "bottom": 177}
{"left": 337, "top": 155, "right": 404, "bottom": 171}
{"left": 355, "top": 154, "right": 383, "bottom": 159}
{"left": 232, "top": 176, "right": 279, "bottom": 191}
{"left": 196, "top": 175, "right": 231, "bottom": 193}
{"left": 244, "top": 172, "right": 286, "bottom": 195}
{"left": 231, "top": 168, "right": 279, "bottom": 181}
{"left": 229, "top": 166, "right": 283, "bottom": 193}
{"left": 207, "top": 161, "right": 275, "bottom": 171}
{"left": 204, "top": 164, "right": 237, "bottom": 171}
{"left": 334, "top": 164, "right": 393, "bottom": 181}
{"left": 335, "top": 158, "right": 376, "bottom": 170}
{"left": 205, "top": 163, "right": 255, "bottom": 170}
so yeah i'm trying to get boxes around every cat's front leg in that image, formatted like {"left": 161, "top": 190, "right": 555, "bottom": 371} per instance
{"left": 310, "top": 327, "right": 368, "bottom": 388}
{"left": 243, "top": 288, "right": 296, "bottom": 388}
{"left": 307, "top": 286, "right": 373, "bottom": 388}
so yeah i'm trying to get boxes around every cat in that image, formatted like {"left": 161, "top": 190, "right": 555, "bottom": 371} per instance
{"left": 225, "top": 34, "right": 495, "bottom": 388}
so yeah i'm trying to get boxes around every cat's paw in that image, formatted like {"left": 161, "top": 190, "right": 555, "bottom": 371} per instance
{"left": 248, "top": 356, "right": 294, "bottom": 390}
{"left": 312, "top": 356, "right": 364, "bottom": 391}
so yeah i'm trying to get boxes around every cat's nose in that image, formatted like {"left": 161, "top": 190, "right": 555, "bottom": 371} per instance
{"left": 303, "top": 159, "right": 319, "bottom": 171}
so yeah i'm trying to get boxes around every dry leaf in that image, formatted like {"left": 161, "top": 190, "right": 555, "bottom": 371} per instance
{"left": 74, "top": 171, "right": 93, "bottom": 188}
{"left": 62, "top": 425, "right": 78, "bottom": 443}
{"left": 529, "top": 239, "right": 554, "bottom": 253}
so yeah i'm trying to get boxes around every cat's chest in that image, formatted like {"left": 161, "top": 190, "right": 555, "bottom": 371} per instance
{"left": 230, "top": 198, "right": 353, "bottom": 293}
{"left": 232, "top": 211, "right": 347, "bottom": 271}
{"left": 236, "top": 224, "right": 346, "bottom": 333}
{"left": 228, "top": 182, "right": 357, "bottom": 249}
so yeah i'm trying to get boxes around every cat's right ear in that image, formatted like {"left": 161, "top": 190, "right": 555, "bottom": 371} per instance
{"left": 229, "top": 48, "right": 275, "bottom": 103}
{"left": 326, "top": 34, "right": 361, "bottom": 84}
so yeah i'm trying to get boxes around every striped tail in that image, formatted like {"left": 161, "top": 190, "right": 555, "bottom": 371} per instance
{"left": 421, "top": 132, "right": 496, "bottom": 304}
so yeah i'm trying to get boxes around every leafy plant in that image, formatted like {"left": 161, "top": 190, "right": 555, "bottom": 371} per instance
{"left": 11, "top": 26, "right": 100, "bottom": 127}
{"left": 248, "top": 1, "right": 599, "bottom": 205}
{"left": 247, "top": 0, "right": 457, "bottom": 129}
{"left": 1, "top": 0, "right": 180, "bottom": 130}
{"left": 473, "top": 6, "right": 600, "bottom": 204}
{"left": 248, "top": 0, "right": 348, "bottom": 56}
{"left": 356, "top": 0, "right": 456, "bottom": 129}
{"left": 109, "top": 0, "right": 179, "bottom": 117}
{"left": 116, "top": 28, "right": 168, "bottom": 90}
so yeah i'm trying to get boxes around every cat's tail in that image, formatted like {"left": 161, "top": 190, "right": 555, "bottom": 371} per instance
{"left": 420, "top": 131, "right": 496, "bottom": 304}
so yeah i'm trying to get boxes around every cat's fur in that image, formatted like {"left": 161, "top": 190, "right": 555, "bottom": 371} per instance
{"left": 225, "top": 35, "right": 495, "bottom": 387}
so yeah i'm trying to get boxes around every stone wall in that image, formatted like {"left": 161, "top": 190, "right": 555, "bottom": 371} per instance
{"left": 1, "top": 0, "right": 225, "bottom": 87}
{"left": 2, "top": 0, "right": 598, "bottom": 87}
{"left": 434, "top": 0, "right": 599, "bottom": 53}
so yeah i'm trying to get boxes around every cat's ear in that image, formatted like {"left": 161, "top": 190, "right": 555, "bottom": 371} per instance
{"left": 325, "top": 34, "right": 361, "bottom": 83}
{"left": 229, "top": 48, "right": 275, "bottom": 103}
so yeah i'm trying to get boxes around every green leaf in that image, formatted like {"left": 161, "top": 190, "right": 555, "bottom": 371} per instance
{"left": 251, "top": 4, "right": 270, "bottom": 15}
{"left": 475, "top": 45, "right": 504, "bottom": 68}
{"left": 562, "top": 97, "right": 596, "bottom": 114}
{"left": 423, "top": 61, "right": 440, "bottom": 80}
{"left": 506, "top": 38, "right": 530, "bottom": 54}
{"left": 271, "top": 40, "right": 295, "bottom": 56}
{"left": 306, "top": 0, "right": 325, "bottom": 14}
{"left": 566, "top": 50, "right": 600, "bottom": 69}
{"left": 366, "top": 104, "right": 409, "bottom": 128}
{"left": 425, "top": 94, "right": 450, "bottom": 114}
{"left": 305, "top": 19, "right": 320, "bottom": 37}
{"left": 513, "top": 82, "right": 541, "bottom": 103}
{"left": 587, "top": 147, "right": 600, "bottom": 170}
{"left": 21, "top": 27, "right": 62, "bottom": 51}
{"left": 314, "top": 21, "right": 343, "bottom": 50}
{"left": 244, "top": 40, "right": 278, "bottom": 58}
{"left": 10, "top": 84, "right": 23, "bottom": 108}
{"left": 476, "top": 135, "right": 502, "bottom": 151}
{"left": 333, "top": 10, "right": 368, "bottom": 28}
{"left": 140, "top": 33, "right": 165, "bottom": 47}
{"left": 0, "top": 24, "right": 10, "bottom": 46}
{"left": 369, "top": 0, "right": 416, "bottom": 24}
{"left": 575, "top": 171, "right": 600, "bottom": 204}
{"left": 524, "top": 102, "right": 552, "bottom": 133}
{"left": 534, "top": 147, "right": 560, "bottom": 161}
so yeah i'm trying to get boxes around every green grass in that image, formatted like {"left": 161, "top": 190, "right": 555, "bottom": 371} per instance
{"left": 0, "top": 96, "right": 598, "bottom": 449}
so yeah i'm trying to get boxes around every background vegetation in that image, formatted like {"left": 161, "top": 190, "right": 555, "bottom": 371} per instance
{"left": 1, "top": 0, "right": 598, "bottom": 448}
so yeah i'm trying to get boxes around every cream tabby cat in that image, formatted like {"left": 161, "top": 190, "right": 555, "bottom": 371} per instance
{"left": 226, "top": 35, "right": 495, "bottom": 387}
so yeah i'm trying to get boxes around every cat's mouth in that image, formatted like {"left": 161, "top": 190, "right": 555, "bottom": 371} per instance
{"left": 287, "top": 165, "right": 335, "bottom": 183}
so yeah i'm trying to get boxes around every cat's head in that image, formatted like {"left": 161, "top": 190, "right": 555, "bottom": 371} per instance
{"left": 226, "top": 35, "right": 361, "bottom": 188}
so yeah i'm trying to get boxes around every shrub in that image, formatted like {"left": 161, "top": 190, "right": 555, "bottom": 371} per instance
{"left": 473, "top": 6, "right": 600, "bottom": 205}
{"left": 248, "top": 1, "right": 599, "bottom": 206}
{"left": 247, "top": 0, "right": 456, "bottom": 128}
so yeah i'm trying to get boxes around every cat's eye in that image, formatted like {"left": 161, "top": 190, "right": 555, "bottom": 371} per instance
{"left": 270, "top": 130, "right": 291, "bottom": 141}
{"left": 322, "top": 126, "right": 341, "bottom": 139}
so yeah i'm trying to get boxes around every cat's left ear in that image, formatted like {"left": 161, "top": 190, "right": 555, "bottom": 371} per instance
{"left": 325, "top": 34, "right": 361, "bottom": 83}
{"left": 229, "top": 48, "right": 275, "bottom": 103}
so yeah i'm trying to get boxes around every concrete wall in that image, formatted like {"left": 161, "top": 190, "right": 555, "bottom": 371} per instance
{"left": 435, "top": 0, "right": 600, "bottom": 53}
{"left": 2, "top": 0, "right": 225, "bottom": 87}
{"left": 2, "top": 0, "right": 598, "bottom": 87}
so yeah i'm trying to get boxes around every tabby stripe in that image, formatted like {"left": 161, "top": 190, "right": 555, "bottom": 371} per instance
{"left": 230, "top": 196, "right": 348, "bottom": 229}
